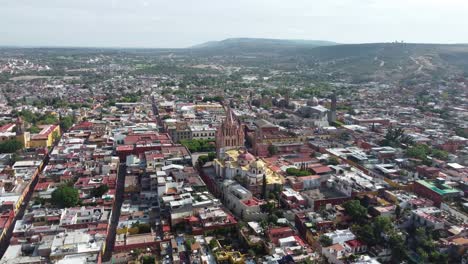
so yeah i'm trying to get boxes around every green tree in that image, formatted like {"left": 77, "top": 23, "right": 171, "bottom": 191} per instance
{"left": 0, "top": 140, "right": 23, "bottom": 153}
{"left": 91, "top": 185, "right": 109, "bottom": 197}
{"left": 353, "top": 224, "right": 376, "bottom": 245}
{"left": 406, "top": 144, "right": 430, "bottom": 160}
{"left": 51, "top": 185, "right": 79, "bottom": 208}
{"left": 141, "top": 255, "right": 155, "bottom": 264}
{"left": 327, "top": 156, "right": 340, "bottom": 165}
{"left": 431, "top": 149, "right": 449, "bottom": 160}
{"left": 59, "top": 116, "right": 74, "bottom": 131}
{"left": 319, "top": 235, "right": 333, "bottom": 247}
{"left": 28, "top": 126, "right": 41, "bottom": 133}
{"left": 373, "top": 216, "right": 393, "bottom": 243}
{"left": 286, "top": 167, "right": 310, "bottom": 176}
{"left": 395, "top": 205, "right": 402, "bottom": 219}
{"left": 267, "top": 144, "right": 278, "bottom": 156}
{"left": 388, "top": 232, "right": 407, "bottom": 263}
{"left": 343, "top": 200, "right": 367, "bottom": 222}
{"left": 381, "top": 127, "right": 414, "bottom": 147}
{"left": 262, "top": 173, "right": 267, "bottom": 199}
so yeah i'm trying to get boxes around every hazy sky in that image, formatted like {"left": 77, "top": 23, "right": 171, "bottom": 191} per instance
{"left": 1, "top": 0, "right": 468, "bottom": 48}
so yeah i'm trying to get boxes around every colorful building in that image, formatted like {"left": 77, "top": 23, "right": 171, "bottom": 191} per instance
{"left": 29, "top": 125, "right": 61, "bottom": 148}
{"left": 413, "top": 179, "right": 462, "bottom": 206}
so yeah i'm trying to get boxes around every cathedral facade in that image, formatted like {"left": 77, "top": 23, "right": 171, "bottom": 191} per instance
{"left": 215, "top": 107, "right": 245, "bottom": 159}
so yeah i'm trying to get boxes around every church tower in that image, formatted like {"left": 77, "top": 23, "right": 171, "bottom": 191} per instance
{"left": 15, "top": 116, "right": 30, "bottom": 148}
{"left": 216, "top": 107, "right": 245, "bottom": 159}
{"left": 328, "top": 92, "right": 337, "bottom": 124}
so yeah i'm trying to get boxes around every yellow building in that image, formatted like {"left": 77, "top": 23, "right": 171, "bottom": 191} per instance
{"left": 214, "top": 149, "right": 283, "bottom": 187}
{"left": 29, "top": 125, "right": 61, "bottom": 148}
{"left": 215, "top": 251, "right": 245, "bottom": 264}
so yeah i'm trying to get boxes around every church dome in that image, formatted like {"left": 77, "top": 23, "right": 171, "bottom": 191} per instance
{"left": 239, "top": 152, "right": 255, "bottom": 161}
{"left": 307, "top": 97, "right": 319, "bottom": 106}
{"left": 250, "top": 159, "right": 265, "bottom": 170}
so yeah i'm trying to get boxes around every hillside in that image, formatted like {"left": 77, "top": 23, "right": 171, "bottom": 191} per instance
{"left": 297, "top": 43, "right": 468, "bottom": 82}
{"left": 189, "top": 39, "right": 468, "bottom": 83}
{"left": 190, "top": 38, "right": 337, "bottom": 55}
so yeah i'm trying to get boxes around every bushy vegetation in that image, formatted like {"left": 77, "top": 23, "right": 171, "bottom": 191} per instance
{"left": 121, "top": 91, "right": 142, "bottom": 103}
{"left": 319, "top": 235, "right": 333, "bottom": 247}
{"left": 326, "top": 156, "right": 340, "bottom": 165}
{"left": 0, "top": 140, "right": 23, "bottom": 153}
{"left": 267, "top": 144, "right": 278, "bottom": 156}
{"left": 59, "top": 116, "right": 74, "bottom": 131}
{"left": 197, "top": 152, "right": 216, "bottom": 165}
{"left": 17, "top": 110, "right": 58, "bottom": 126}
{"left": 141, "top": 256, "right": 155, "bottom": 264}
{"left": 343, "top": 200, "right": 368, "bottom": 222}
{"left": 381, "top": 127, "right": 414, "bottom": 147}
{"left": 286, "top": 167, "right": 311, "bottom": 176}
{"left": 90, "top": 185, "right": 109, "bottom": 197}
{"left": 130, "top": 222, "right": 151, "bottom": 234}
{"left": 406, "top": 144, "right": 449, "bottom": 162}
{"left": 202, "top": 95, "right": 224, "bottom": 103}
{"left": 180, "top": 139, "right": 215, "bottom": 153}
{"left": 51, "top": 185, "right": 79, "bottom": 208}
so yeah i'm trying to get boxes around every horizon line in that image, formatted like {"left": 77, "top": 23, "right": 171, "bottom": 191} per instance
{"left": 1, "top": 39, "right": 468, "bottom": 50}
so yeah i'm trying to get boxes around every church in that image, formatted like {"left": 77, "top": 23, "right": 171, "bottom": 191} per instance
{"left": 213, "top": 107, "right": 283, "bottom": 195}
{"left": 215, "top": 107, "right": 245, "bottom": 159}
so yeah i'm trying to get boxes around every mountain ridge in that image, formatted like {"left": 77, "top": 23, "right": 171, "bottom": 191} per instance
{"left": 190, "top": 38, "right": 338, "bottom": 49}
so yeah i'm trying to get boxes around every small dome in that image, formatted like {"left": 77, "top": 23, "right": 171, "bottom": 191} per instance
{"left": 307, "top": 97, "right": 319, "bottom": 106}
{"left": 250, "top": 159, "right": 265, "bottom": 169}
{"left": 239, "top": 152, "right": 255, "bottom": 161}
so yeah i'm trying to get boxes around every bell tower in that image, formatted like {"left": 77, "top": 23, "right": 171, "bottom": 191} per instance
{"left": 215, "top": 107, "right": 245, "bottom": 159}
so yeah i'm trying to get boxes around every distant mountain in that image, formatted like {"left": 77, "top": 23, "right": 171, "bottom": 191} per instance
{"left": 190, "top": 38, "right": 337, "bottom": 53}
{"left": 188, "top": 40, "right": 468, "bottom": 82}
{"left": 297, "top": 43, "right": 468, "bottom": 78}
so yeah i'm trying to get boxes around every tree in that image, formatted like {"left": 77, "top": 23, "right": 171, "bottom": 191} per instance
{"left": 262, "top": 174, "right": 267, "bottom": 199}
{"left": 91, "top": 185, "right": 109, "bottom": 197}
{"left": 51, "top": 185, "right": 79, "bottom": 208}
{"left": 373, "top": 216, "right": 393, "bottom": 243}
{"left": 455, "top": 127, "right": 468, "bottom": 138}
{"left": 353, "top": 224, "right": 376, "bottom": 245}
{"left": 267, "top": 144, "right": 278, "bottom": 156}
{"left": 395, "top": 205, "right": 402, "bottom": 219}
{"left": 319, "top": 235, "right": 333, "bottom": 247}
{"left": 52, "top": 131, "right": 60, "bottom": 143}
{"left": 0, "top": 140, "right": 23, "bottom": 153}
{"left": 286, "top": 167, "right": 310, "bottom": 176}
{"left": 406, "top": 144, "right": 430, "bottom": 160}
{"left": 209, "top": 238, "right": 218, "bottom": 249}
{"left": 343, "top": 200, "right": 367, "bottom": 222}
{"left": 136, "top": 223, "right": 151, "bottom": 234}
{"left": 197, "top": 152, "right": 216, "bottom": 166}
{"left": 381, "top": 127, "right": 414, "bottom": 147}
{"left": 267, "top": 214, "right": 278, "bottom": 224}
{"left": 327, "top": 156, "right": 340, "bottom": 165}
{"left": 432, "top": 149, "right": 449, "bottom": 160}
{"left": 388, "top": 232, "right": 407, "bottom": 263}
{"left": 28, "top": 126, "right": 41, "bottom": 133}
{"left": 180, "top": 139, "right": 215, "bottom": 153}
{"left": 417, "top": 248, "right": 429, "bottom": 263}
{"left": 59, "top": 116, "right": 74, "bottom": 131}
{"left": 141, "top": 255, "right": 155, "bottom": 264}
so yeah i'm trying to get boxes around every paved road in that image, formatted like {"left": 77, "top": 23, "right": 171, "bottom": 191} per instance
{"left": 190, "top": 152, "right": 210, "bottom": 166}
{"left": 102, "top": 163, "right": 126, "bottom": 261}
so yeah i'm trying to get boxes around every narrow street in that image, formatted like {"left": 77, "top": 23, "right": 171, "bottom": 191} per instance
{"left": 0, "top": 152, "right": 51, "bottom": 258}
{"left": 102, "top": 163, "right": 126, "bottom": 261}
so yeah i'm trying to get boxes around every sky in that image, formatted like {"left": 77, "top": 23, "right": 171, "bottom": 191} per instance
{"left": 1, "top": 0, "right": 468, "bottom": 48}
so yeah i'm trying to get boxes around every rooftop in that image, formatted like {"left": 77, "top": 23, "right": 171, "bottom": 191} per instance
{"left": 417, "top": 180, "right": 461, "bottom": 196}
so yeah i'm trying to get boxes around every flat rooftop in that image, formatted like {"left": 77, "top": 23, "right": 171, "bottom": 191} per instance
{"left": 417, "top": 180, "right": 461, "bottom": 196}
